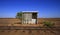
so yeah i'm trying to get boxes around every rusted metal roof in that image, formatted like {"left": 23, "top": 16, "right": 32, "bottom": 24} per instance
{"left": 22, "top": 11, "right": 38, "bottom": 13}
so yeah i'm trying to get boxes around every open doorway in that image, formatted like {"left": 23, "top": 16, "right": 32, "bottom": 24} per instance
{"left": 32, "top": 13, "right": 37, "bottom": 24}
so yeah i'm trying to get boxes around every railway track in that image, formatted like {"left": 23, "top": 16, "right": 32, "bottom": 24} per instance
{"left": 0, "top": 26, "right": 60, "bottom": 30}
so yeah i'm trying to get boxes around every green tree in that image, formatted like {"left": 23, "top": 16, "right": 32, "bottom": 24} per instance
{"left": 16, "top": 12, "right": 22, "bottom": 19}
{"left": 16, "top": 12, "right": 23, "bottom": 24}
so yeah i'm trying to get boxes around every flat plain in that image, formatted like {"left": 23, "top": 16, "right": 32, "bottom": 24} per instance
{"left": 0, "top": 18, "right": 60, "bottom": 35}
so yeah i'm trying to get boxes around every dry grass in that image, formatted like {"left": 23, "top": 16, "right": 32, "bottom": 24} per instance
{"left": 0, "top": 18, "right": 60, "bottom": 35}
{"left": 0, "top": 18, "right": 60, "bottom": 27}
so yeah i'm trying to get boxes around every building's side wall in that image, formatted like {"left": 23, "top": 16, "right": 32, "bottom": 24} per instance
{"left": 22, "top": 13, "right": 32, "bottom": 24}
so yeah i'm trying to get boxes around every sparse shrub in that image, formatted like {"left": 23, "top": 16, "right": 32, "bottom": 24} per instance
{"left": 43, "top": 21, "right": 55, "bottom": 28}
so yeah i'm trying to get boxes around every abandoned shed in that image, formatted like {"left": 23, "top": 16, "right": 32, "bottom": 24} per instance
{"left": 22, "top": 11, "right": 38, "bottom": 24}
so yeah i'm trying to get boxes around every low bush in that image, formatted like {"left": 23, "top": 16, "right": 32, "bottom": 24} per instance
{"left": 43, "top": 21, "right": 55, "bottom": 28}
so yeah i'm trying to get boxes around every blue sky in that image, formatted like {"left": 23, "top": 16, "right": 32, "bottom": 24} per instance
{"left": 0, "top": 0, "right": 60, "bottom": 18}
